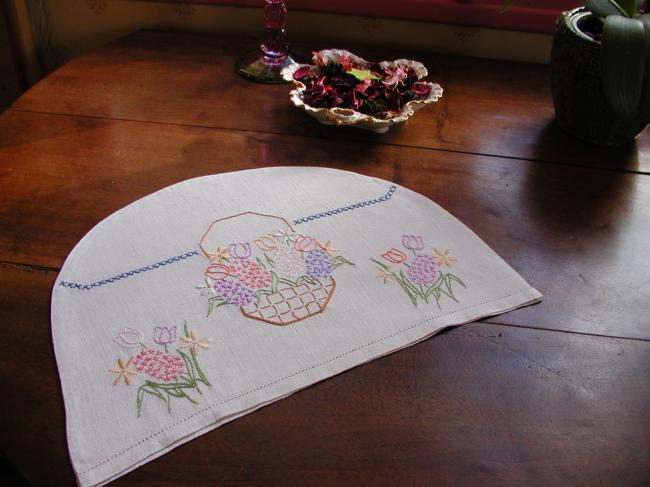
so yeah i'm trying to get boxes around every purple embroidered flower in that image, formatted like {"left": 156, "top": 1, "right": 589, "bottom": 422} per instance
{"left": 305, "top": 248, "right": 332, "bottom": 278}
{"left": 406, "top": 254, "right": 437, "bottom": 285}
{"left": 133, "top": 349, "right": 185, "bottom": 382}
{"left": 228, "top": 242, "right": 252, "bottom": 260}
{"left": 212, "top": 279, "right": 255, "bottom": 306}
{"left": 153, "top": 326, "right": 177, "bottom": 346}
{"left": 402, "top": 234, "right": 424, "bottom": 251}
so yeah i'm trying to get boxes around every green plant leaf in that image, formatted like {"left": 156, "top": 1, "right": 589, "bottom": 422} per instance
{"left": 585, "top": 0, "right": 628, "bottom": 17}
{"left": 347, "top": 68, "right": 379, "bottom": 81}
{"left": 601, "top": 15, "right": 646, "bottom": 118}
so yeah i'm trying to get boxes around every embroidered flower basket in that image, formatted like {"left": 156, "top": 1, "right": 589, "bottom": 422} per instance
{"left": 198, "top": 212, "right": 353, "bottom": 326}
{"left": 241, "top": 275, "right": 336, "bottom": 325}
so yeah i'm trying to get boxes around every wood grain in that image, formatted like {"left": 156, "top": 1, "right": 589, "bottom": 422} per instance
{"left": 1, "top": 263, "right": 648, "bottom": 487}
{"left": 1, "top": 110, "right": 648, "bottom": 340}
{"left": 10, "top": 30, "right": 650, "bottom": 173}
{"left": 2, "top": 29, "right": 650, "bottom": 487}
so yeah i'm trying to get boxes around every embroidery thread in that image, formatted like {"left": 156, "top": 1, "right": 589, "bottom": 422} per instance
{"left": 371, "top": 235, "right": 466, "bottom": 308}
{"left": 108, "top": 322, "right": 212, "bottom": 417}
{"left": 197, "top": 212, "right": 355, "bottom": 326}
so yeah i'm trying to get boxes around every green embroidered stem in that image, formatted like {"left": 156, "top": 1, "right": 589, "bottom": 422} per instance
{"left": 134, "top": 321, "right": 212, "bottom": 417}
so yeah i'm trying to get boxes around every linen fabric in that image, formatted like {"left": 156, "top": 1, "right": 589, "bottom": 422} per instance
{"left": 51, "top": 167, "right": 542, "bottom": 486}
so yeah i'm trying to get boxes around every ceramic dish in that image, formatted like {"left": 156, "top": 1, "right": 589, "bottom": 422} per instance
{"left": 281, "top": 49, "right": 443, "bottom": 133}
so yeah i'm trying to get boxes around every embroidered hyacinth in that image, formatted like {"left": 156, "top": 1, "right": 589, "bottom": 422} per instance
{"left": 199, "top": 215, "right": 355, "bottom": 323}
{"left": 133, "top": 349, "right": 185, "bottom": 382}
{"left": 272, "top": 244, "right": 305, "bottom": 278}
{"left": 305, "top": 248, "right": 332, "bottom": 278}
{"left": 109, "top": 322, "right": 212, "bottom": 418}
{"left": 371, "top": 233, "right": 466, "bottom": 309}
{"left": 406, "top": 254, "right": 438, "bottom": 285}
{"left": 231, "top": 259, "right": 271, "bottom": 290}
{"left": 212, "top": 278, "right": 256, "bottom": 306}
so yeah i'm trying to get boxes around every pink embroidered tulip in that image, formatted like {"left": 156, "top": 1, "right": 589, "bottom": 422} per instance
{"left": 205, "top": 263, "right": 232, "bottom": 281}
{"left": 293, "top": 235, "right": 318, "bottom": 252}
{"left": 153, "top": 326, "right": 177, "bottom": 346}
{"left": 229, "top": 242, "right": 252, "bottom": 259}
{"left": 382, "top": 248, "right": 407, "bottom": 264}
{"left": 402, "top": 235, "right": 424, "bottom": 251}
{"left": 113, "top": 327, "right": 144, "bottom": 349}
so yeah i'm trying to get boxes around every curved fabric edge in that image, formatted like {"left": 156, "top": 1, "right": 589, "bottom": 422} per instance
{"left": 78, "top": 286, "right": 541, "bottom": 487}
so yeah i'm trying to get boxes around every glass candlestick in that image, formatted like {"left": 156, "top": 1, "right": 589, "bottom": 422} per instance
{"left": 235, "top": 0, "right": 300, "bottom": 83}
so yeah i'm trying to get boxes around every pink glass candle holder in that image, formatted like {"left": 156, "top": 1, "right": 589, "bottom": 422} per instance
{"left": 235, "top": 0, "right": 301, "bottom": 83}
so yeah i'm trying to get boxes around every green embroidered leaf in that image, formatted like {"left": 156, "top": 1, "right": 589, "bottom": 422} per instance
{"left": 297, "top": 275, "right": 317, "bottom": 286}
{"left": 137, "top": 384, "right": 169, "bottom": 417}
{"left": 348, "top": 68, "right": 380, "bottom": 81}
{"left": 394, "top": 273, "right": 418, "bottom": 306}
{"left": 256, "top": 257, "right": 267, "bottom": 270}
{"left": 432, "top": 287, "right": 442, "bottom": 309}
{"left": 190, "top": 347, "right": 211, "bottom": 386}
{"left": 278, "top": 276, "right": 298, "bottom": 287}
{"left": 330, "top": 255, "right": 356, "bottom": 270}
{"left": 270, "top": 271, "right": 279, "bottom": 292}
{"left": 207, "top": 296, "right": 229, "bottom": 317}
{"left": 399, "top": 271, "right": 424, "bottom": 299}
{"left": 177, "top": 350, "right": 196, "bottom": 384}
{"left": 264, "top": 254, "right": 275, "bottom": 268}
{"left": 447, "top": 273, "right": 467, "bottom": 289}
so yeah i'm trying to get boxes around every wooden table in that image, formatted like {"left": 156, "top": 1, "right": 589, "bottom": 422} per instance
{"left": 1, "top": 30, "right": 649, "bottom": 486}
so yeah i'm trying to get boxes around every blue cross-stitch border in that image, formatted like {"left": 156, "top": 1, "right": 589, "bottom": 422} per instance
{"left": 58, "top": 184, "right": 398, "bottom": 291}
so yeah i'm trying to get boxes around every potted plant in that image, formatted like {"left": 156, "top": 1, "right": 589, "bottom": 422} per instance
{"left": 503, "top": 0, "right": 650, "bottom": 145}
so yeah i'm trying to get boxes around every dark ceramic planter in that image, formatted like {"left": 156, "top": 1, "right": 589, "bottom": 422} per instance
{"left": 551, "top": 8, "right": 648, "bottom": 146}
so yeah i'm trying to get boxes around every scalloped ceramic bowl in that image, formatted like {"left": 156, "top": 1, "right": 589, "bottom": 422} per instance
{"left": 281, "top": 49, "right": 443, "bottom": 134}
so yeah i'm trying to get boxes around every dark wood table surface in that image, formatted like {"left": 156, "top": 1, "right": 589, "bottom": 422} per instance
{"left": 1, "top": 30, "right": 649, "bottom": 487}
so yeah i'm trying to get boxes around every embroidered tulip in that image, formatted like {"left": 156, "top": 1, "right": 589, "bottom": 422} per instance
{"left": 381, "top": 248, "right": 407, "bottom": 264}
{"left": 402, "top": 235, "right": 424, "bottom": 251}
{"left": 294, "top": 235, "right": 318, "bottom": 252}
{"left": 205, "top": 263, "right": 232, "bottom": 281}
{"left": 153, "top": 326, "right": 177, "bottom": 346}
{"left": 253, "top": 235, "right": 280, "bottom": 251}
{"left": 229, "top": 242, "right": 252, "bottom": 260}
{"left": 113, "top": 327, "right": 144, "bottom": 350}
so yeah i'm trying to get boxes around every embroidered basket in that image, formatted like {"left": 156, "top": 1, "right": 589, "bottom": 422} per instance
{"left": 241, "top": 276, "right": 335, "bottom": 325}
{"left": 199, "top": 212, "right": 351, "bottom": 326}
